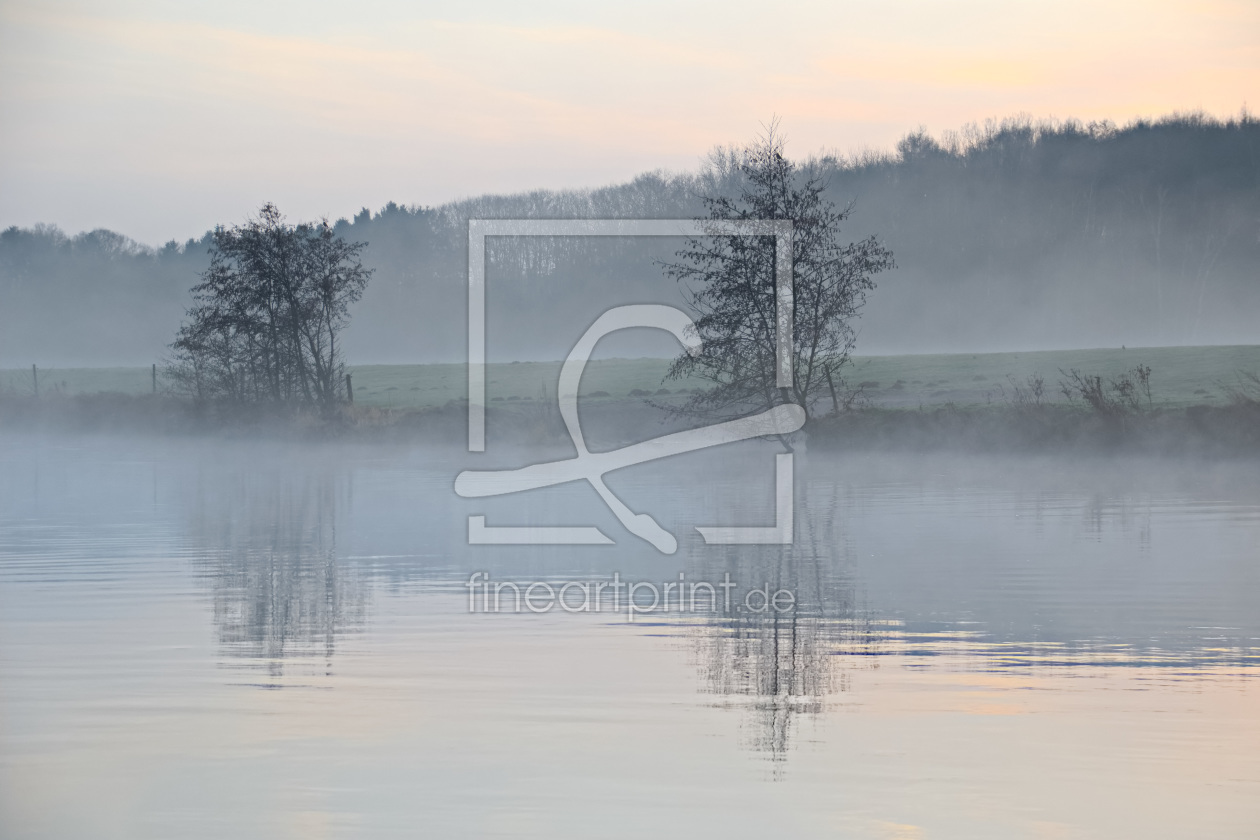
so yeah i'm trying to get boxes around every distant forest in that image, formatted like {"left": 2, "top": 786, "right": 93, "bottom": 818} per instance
{"left": 2, "top": 112, "right": 1257, "bottom": 366}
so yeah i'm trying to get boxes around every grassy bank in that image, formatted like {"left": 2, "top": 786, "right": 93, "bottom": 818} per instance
{"left": 3, "top": 344, "right": 1258, "bottom": 454}
{"left": 808, "top": 402, "right": 1260, "bottom": 456}
{"left": 4, "top": 390, "right": 1258, "bottom": 458}
{"left": 6, "top": 344, "right": 1259, "bottom": 410}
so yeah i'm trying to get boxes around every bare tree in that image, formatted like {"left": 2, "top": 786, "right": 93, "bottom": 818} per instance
{"left": 1058, "top": 365, "right": 1152, "bottom": 415}
{"left": 663, "top": 123, "right": 894, "bottom": 424}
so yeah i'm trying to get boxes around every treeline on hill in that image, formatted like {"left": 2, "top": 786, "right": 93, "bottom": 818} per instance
{"left": 1, "top": 111, "right": 1257, "bottom": 367}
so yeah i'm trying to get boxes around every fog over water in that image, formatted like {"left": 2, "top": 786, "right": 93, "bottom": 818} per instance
{"left": 2, "top": 0, "right": 1258, "bottom": 835}
{"left": 2, "top": 99, "right": 1259, "bottom": 839}
{"left": 2, "top": 435, "right": 1257, "bottom": 837}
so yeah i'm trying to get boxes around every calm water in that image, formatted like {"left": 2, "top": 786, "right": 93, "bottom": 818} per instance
{"left": 1, "top": 435, "right": 1258, "bottom": 838}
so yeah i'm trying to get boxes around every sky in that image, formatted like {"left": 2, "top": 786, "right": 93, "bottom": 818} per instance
{"left": 0, "top": 0, "right": 1256, "bottom": 246}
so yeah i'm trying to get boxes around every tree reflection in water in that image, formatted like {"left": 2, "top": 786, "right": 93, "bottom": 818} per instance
{"left": 686, "top": 491, "right": 884, "bottom": 762}
{"left": 187, "top": 465, "right": 366, "bottom": 682}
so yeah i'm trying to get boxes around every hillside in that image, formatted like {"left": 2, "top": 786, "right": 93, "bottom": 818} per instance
{"left": 2, "top": 112, "right": 1257, "bottom": 367}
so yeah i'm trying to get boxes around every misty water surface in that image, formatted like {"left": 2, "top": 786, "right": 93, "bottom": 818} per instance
{"left": 1, "top": 435, "right": 1258, "bottom": 838}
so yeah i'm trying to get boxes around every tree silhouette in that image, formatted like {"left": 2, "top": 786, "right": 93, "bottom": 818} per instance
{"left": 168, "top": 204, "right": 371, "bottom": 409}
{"left": 663, "top": 123, "right": 894, "bottom": 422}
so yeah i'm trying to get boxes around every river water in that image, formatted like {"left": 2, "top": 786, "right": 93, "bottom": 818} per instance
{"left": 1, "top": 435, "right": 1257, "bottom": 838}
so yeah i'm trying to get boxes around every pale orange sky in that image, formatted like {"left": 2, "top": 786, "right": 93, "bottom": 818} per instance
{"left": 0, "top": 0, "right": 1256, "bottom": 245}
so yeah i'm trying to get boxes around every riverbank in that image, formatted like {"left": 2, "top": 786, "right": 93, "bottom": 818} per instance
{"left": 3, "top": 391, "right": 1258, "bottom": 458}
{"left": 808, "top": 402, "right": 1260, "bottom": 456}
{"left": 7, "top": 344, "right": 1260, "bottom": 410}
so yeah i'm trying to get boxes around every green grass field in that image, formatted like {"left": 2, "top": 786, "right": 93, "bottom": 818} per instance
{"left": 5, "top": 345, "right": 1259, "bottom": 410}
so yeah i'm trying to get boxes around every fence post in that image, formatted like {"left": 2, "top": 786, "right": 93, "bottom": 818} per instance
{"left": 345, "top": 373, "right": 354, "bottom": 404}
{"left": 32, "top": 364, "right": 38, "bottom": 397}
{"left": 152, "top": 363, "right": 157, "bottom": 393}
